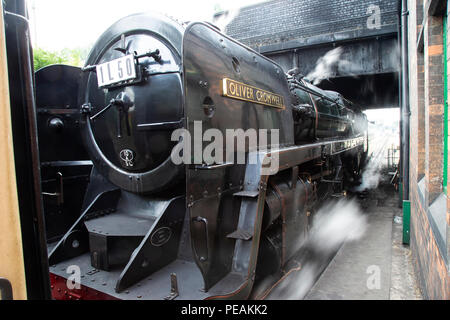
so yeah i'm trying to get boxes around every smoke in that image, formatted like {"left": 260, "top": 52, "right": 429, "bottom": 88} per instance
{"left": 308, "top": 199, "right": 368, "bottom": 252}
{"left": 353, "top": 153, "right": 383, "bottom": 192}
{"left": 353, "top": 133, "right": 385, "bottom": 191}
{"left": 212, "top": 9, "right": 240, "bottom": 33}
{"left": 305, "top": 47, "right": 356, "bottom": 85}
{"left": 266, "top": 199, "right": 367, "bottom": 300}
{"left": 353, "top": 108, "right": 400, "bottom": 192}
{"left": 305, "top": 42, "right": 400, "bottom": 87}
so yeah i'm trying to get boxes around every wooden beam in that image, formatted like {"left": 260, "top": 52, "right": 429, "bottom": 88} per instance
{"left": 0, "top": 2, "right": 27, "bottom": 300}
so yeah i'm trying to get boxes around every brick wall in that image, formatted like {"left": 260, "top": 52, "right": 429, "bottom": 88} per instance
{"left": 446, "top": 0, "right": 450, "bottom": 263}
{"left": 424, "top": 15, "right": 444, "bottom": 204}
{"left": 410, "top": 187, "right": 449, "bottom": 298}
{"left": 408, "top": 0, "right": 450, "bottom": 300}
{"left": 221, "top": 0, "right": 399, "bottom": 48}
{"left": 409, "top": 0, "right": 422, "bottom": 184}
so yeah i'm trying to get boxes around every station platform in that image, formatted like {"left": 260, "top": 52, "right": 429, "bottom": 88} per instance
{"left": 305, "top": 178, "right": 422, "bottom": 300}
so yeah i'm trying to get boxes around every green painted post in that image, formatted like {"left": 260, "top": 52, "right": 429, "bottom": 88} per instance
{"left": 402, "top": 200, "right": 410, "bottom": 245}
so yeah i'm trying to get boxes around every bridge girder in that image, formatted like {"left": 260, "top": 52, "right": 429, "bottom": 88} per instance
{"left": 264, "top": 35, "right": 400, "bottom": 110}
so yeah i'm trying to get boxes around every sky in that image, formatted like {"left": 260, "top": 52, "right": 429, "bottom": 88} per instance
{"left": 28, "top": 0, "right": 267, "bottom": 51}
{"left": 364, "top": 108, "right": 400, "bottom": 164}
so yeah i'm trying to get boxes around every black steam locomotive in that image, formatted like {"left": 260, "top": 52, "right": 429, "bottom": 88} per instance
{"left": 36, "top": 12, "right": 368, "bottom": 300}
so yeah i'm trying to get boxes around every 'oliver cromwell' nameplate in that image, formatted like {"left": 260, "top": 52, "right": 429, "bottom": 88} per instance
{"left": 222, "top": 78, "right": 285, "bottom": 109}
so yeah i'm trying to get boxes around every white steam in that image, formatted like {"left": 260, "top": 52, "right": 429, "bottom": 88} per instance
{"left": 212, "top": 9, "right": 240, "bottom": 33}
{"left": 354, "top": 108, "right": 400, "bottom": 192}
{"left": 353, "top": 140, "right": 385, "bottom": 192}
{"left": 305, "top": 47, "right": 355, "bottom": 85}
{"left": 266, "top": 199, "right": 367, "bottom": 300}
{"left": 308, "top": 199, "right": 368, "bottom": 252}
{"left": 275, "top": 263, "right": 317, "bottom": 300}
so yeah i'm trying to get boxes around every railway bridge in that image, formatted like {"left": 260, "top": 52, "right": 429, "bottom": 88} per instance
{"left": 215, "top": 0, "right": 400, "bottom": 109}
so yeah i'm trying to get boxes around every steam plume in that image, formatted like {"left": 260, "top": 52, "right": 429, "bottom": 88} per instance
{"left": 354, "top": 108, "right": 400, "bottom": 192}
{"left": 305, "top": 47, "right": 354, "bottom": 85}
{"left": 212, "top": 9, "right": 240, "bottom": 33}
{"left": 266, "top": 199, "right": 367, "bottom": 300}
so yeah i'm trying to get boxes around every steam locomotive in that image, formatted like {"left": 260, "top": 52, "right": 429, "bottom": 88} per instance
{"left": 36, "top": 12, "right": 368, "bottom": 300}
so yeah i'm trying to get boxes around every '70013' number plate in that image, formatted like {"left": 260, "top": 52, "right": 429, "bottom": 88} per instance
{"left": 96, "top": 54, "right": 136, "bottom": 87}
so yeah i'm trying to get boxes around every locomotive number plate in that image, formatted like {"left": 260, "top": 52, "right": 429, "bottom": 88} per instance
{"left": 96, "top": 54, "right": 136, "bottom": 87}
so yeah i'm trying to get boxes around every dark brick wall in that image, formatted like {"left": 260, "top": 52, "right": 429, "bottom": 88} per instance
{"left": 222, "top": 0, "right": 399, "bottom": 48}
{"left": 424, "top": 14, "right": 444, "bottom": 204}
{"left": 408, "top": 0, "right": 450, "bottom": 300}
{"left": 410, "top": 184, "right": 449, "bottom": 299}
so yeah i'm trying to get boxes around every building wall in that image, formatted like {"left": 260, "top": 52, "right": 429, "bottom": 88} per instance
{"left": 408, "top": 0, "right": 450, "bottom": 300}
{"left": 222, "top": 0, "right": 398, "bottom": 50}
